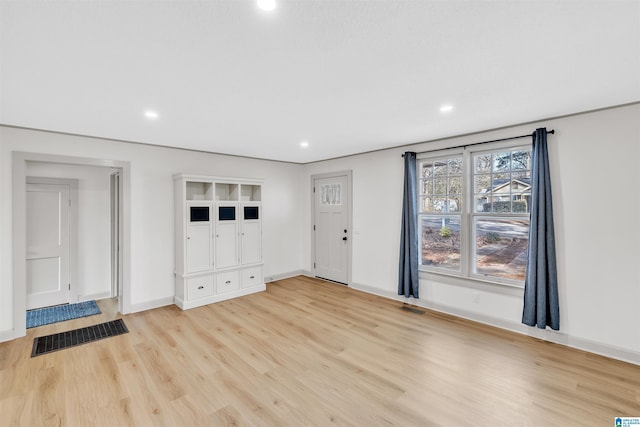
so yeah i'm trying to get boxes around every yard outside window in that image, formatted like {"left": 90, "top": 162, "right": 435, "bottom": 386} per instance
{"left": 418, "top": 144, "right": 532, "bottom": 285}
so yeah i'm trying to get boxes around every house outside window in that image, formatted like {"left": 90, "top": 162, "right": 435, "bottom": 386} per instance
{"left": 418, "top": 143, "right": 532, "bottom": 285}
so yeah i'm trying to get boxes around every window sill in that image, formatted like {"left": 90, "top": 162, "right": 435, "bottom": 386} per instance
{"left": 419, "top": 269, "right": 525, "bottom": 297}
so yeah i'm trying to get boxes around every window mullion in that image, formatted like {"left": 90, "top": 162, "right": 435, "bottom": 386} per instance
{"left": 461, "top": 149, "right": 471, "bottom": 278}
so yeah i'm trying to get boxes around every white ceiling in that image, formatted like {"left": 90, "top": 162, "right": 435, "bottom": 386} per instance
{"left": 1, "top": 1, "right": 639, "bottom": 163}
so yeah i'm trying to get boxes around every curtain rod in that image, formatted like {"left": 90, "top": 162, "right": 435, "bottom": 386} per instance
{"left": 402, "top": 129, "right": 555, "bottom": 157}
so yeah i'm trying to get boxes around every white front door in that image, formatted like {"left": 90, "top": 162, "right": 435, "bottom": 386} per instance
{"left": 314, "top": 174, "right": 350, "bottom": 284}
{"left": 26, "top": 183, "right": 71, "bottom": 309}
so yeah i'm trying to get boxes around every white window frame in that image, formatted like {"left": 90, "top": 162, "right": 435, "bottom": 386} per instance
{"left": 417, "top": 140, "right": 531, "bottom": 287}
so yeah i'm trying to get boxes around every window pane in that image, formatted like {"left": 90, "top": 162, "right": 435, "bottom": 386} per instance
{"left": 421, "top": 215, "right": 461, "bottom": 271}
{"left": 474, "top": 174, "right": 491, "bottom": 194}
{"left": 448, "top": 176, "right": 462, "bottom": 194}
{"left": 447, "top": 196, "right": 462, "bottom": 213}
{"left": 492, "top": 172, "right": 510, "bottom": 185}
{"left": 433, "top": 161, "right": 447, "bottom": 176}
{"left": 432, "top": 197, "right": 447, "bottom": 212}
{"left": 493, "top": 152, "right": 511, "bottom": 172}
{"left": 433, "top": 178, "right": 447, "bottom": 196}
{"left": 448, "top": 158, "right": 462, "bottom": 175}
{"left": 490, "top": 200, "right": 511, "bottom": 212}
{"left": 320, "top": 184, "right": 341, "bottom": 205}
{"left": 475, "top": 218, "right": 529, "bottom": 281}
{"left": 421, "top": 179, "right": 433, "bottom": 196}
{"left": 511, "top": 150, "right": 531, "bottom": 170}
{"left": 512, "top": 170, "right": 531, "bottom": 181}
{"left": 475, "top": 154, "right": 491, "bottom": 173}
{"left": 420, "top": 197, "right": 432, "bottom": 213}
{"left": 421, "top": 162, "right": 434, "bottom": 179}
{"left": 474, "top": 195, "right": 490, "bottom": 212}
{"left": 513, "top": 197, "right": 529, "bottom": 213}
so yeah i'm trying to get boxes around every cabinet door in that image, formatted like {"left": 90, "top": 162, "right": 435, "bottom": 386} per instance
{"left": 241, "top": 221, "right": 262, "bottom": 264}
{"left": 186, "top": 223, "right": 211, "bottom": 273}
{"left": 215, "top": 221, "right": 238, "bottom": 268}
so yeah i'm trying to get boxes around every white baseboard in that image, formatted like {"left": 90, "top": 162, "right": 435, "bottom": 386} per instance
{"left": 77, "top": 292, "right": 111, "bottom": 302}
{"left": 175, "top": 284, "right": 266, "bottom": 310}
{"left": 128, "top": 296, "right": 175, "bottom": 314}
{"left": 349, "top": 282, "right": 399, "bottom": 299}
{"left": 351, "top": 281, "right": 640, "bottom": 366}
{"left": 264, "top": 270, "right": 311, "bottom": 282}
{"left": 0, "top": 329, "right": 15, "bottom": 343}
{"left": 123, "top": 270, "right": 309, "bottom": 314}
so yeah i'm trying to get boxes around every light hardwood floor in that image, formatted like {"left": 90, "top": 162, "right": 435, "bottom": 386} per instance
{"left": 1, "top": 276, "right": 638, "bottom": 426}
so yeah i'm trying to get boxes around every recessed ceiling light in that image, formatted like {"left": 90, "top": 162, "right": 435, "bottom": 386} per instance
{"left": 257, "top": 0, "right": 276, "bottom": 11}
{"left": 144, "top": 110, "right": 159, "bottom": 119}
{"left": 440, "top": 105, "right": 454, "bottom": 113}
{"left": 300, "top": 141, "right": 309, "bottom": 148}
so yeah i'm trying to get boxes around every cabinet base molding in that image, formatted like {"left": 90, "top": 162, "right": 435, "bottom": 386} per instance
{"left": 174, "top": 283, "right": 266, "bottom": 310}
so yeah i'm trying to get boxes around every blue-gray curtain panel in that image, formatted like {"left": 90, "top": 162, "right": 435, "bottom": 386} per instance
{"left": 398, "top": 151, "right": 419, "bottom": 298}
{"left": 522, "top": 128, "right": 559, "bottom": 330}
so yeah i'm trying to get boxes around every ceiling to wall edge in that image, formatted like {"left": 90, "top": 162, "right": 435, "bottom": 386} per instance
{"left": 1, "top": 101, "right": 638, "bottom": 165}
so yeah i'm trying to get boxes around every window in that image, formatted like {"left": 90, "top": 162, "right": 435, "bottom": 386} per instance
{"left": 418, "top": 155, "right": 463, "bottom": 272}
{"left": 418, "top": 143, "right": 531, "bottom": 285}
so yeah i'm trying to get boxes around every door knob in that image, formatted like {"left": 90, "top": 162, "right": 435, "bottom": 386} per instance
{"left": 342, "top": 236, "right": 348, "bottom": 241}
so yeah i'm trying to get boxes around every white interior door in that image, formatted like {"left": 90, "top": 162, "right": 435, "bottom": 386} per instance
{"left": 314, "top": 175, "right": 349, "bottom": 284}
{"left": 26, "top": 183, "right": 71, "bottom": 309}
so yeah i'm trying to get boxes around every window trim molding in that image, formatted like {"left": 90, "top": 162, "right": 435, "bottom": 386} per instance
{"left": 420, "top": 270, "right": 525, "bottom": 296}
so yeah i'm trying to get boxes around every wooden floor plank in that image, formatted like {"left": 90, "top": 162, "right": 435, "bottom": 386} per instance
{"left": 0, "top": 276, "right": 638, "bottom": 426}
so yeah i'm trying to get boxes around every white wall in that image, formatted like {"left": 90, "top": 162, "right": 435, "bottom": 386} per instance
{"left": 0, "top": 127, "right": 304, "bottom": 337}
{"left": 2, "top": 104, "right": 639, "bottom": 364}
{"left": 26, "top": 162, "right": 112, "bottom": 301}
{"left": 303, "top": 103, "right": 640, "bottom": 363}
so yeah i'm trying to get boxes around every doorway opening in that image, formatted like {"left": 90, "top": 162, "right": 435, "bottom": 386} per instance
{"left": 12, "top": 152, "right": 130, "bottom": 340}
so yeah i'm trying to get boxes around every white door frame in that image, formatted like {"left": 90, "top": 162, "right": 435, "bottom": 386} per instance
{"left": 110, "top": 170, "right": 121, "bottom": 299}
{"left": 26, "top": 177, "right": 79, "bottom": 305}
{"left": 310, "top": 170, "right": 353, "bottom": 286}
{"left": 12, "top": 152, "right": 131, "bottom": 339}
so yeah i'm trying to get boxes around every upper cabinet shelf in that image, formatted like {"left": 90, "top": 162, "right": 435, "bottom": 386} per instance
{"left": 241, "top": 184, "right": 261, "bottom": 202}
{"left": 215, "top": 183, "right": 239, "bottom": 201}
{"left": 176, "top": 174, "right": 262, "bottom": 203}
{"left": 186, "top": 181, "right": 213, "bottom": 201}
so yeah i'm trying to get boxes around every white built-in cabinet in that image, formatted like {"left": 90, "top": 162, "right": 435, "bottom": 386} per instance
{"left": 174, "top": 174, "right": 264, "bottom": 310}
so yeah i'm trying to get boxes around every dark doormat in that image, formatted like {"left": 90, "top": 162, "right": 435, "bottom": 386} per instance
{"left": 31, "top": 319, "right": 128, "bottom": 357}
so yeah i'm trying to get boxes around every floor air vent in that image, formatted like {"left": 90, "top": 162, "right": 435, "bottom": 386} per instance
{"left": 31, "top": 319, "right": 128, "bottom": 357}
{"left": 401, "top": 305, "right": 425, "bottom": 315}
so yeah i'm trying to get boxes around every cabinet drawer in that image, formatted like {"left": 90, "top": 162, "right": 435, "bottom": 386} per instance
{"left": 216, "top": 270, "right": 240, "bottom": 294}
{"left": 242, "top": 266, "right": 262, "bottom": 289}
{"left": 187, "top": 275, "right": 214, "bottom": 300}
